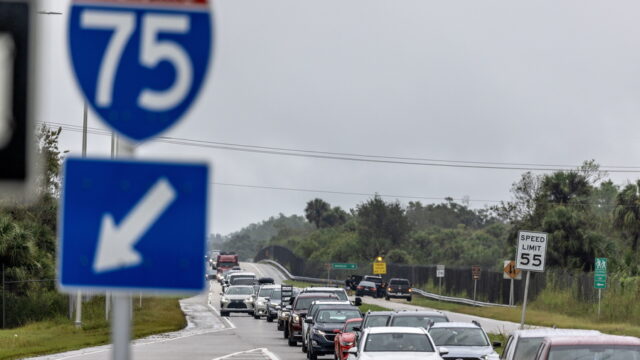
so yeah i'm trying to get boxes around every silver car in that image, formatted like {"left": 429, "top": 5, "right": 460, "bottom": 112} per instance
{"left": 253, "top": 284, "right": 280, "bottom": 319}
{"left": 428, "top": 322, "right": 500, "bottom": 360}
{"left": 500, "top": 328, "right": 601, "bottom": 360}
{"left": 220, "top": 285, "right": 255, "bottom": 317}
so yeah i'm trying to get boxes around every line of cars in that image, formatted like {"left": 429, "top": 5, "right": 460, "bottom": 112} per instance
{"left": 215, "top": 271, "right": 640, "bottom": 360}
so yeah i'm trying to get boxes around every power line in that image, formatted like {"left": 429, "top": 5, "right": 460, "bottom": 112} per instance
{"left": 38, "top": 121, "right": 640, "bottom": 173}
{"left": 212, "top": 182, "right": 502, "bottom": 203}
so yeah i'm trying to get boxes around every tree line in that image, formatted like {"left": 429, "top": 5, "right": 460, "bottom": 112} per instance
{"left": 223, "top": 160, "right": 640, "bottom": 275}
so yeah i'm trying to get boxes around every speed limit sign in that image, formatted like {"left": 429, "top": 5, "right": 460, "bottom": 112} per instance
{"left": 68, "top": 0, "right": 212, "bottom": 141}
{"left": 516, "top": 230, "right": 548, "bottom": 272}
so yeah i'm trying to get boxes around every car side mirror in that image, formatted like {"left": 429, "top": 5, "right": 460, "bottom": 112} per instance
{"left": 289, "top": 297, "right": 295, "bottom": 305}
{"left": 438, "top": 347, "right": 449, "bottom": 356}
{"left": 305, "top": 318, "right": 313, "bottom": 324}
{"left": 354, "top": 297, "right": 362, "bottom": 306}
{"left": 492, "top": 341, "right": 502, "bottom": 347}
{"left": 347, "top": 347, "right": 358, "bottom": 354}
{"left": 352, "top": 327, "right": 361, "bottom": 332}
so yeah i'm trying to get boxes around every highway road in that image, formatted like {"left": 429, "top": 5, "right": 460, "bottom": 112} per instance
{"left": 29, "top": 262, "right": 522, "bottom": 360}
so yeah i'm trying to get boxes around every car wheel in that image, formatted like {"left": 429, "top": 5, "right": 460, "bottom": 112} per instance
{"left": 267, "top": 315, "right": 274, "bottom": 323}
{"left": 385, "top": 296, "right": 390, "bottom": 300}
{"left": 284, "top": 327, "right": 289, "bottom": 339}
{"left": 288, "top": 333, "right": 297, "bottom": 346}
{"left": 277, "top": 320, "right": 283, "bottom": 330}
{"left": 407, "top": 296, "right": 412, "bottom": 302}
{"left": 308, "top": 346, "right": 317, "bottom": 360}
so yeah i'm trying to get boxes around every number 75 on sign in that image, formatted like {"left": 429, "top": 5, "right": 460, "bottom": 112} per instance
{"left": 516, "top": 230, "right": 548, "bottom": 272}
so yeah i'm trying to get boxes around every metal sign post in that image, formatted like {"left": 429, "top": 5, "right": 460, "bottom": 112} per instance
{"left": 516, "top": 231, "right": 548, "bottom": 329}
{"left": 503, "top": 260, "right": 521, "bottom": 306}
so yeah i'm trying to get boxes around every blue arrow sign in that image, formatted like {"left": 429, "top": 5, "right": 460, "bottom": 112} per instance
{"left": 58, "top": 158, "right": 208, "bottom": 293}
{"left": 68, "top": 0, "right": 213, "bottom": 141}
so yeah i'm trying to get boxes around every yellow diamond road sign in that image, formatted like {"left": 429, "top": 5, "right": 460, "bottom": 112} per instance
{"left": 373, "top": 262, "right": 387, "bottom": 275}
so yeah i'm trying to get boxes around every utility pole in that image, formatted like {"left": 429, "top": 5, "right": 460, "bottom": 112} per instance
{"left": 2, "top": 264, "right": 5, "bottom": 329}
{"left": 74, "top": 102, "right": 88, "bottom": 329}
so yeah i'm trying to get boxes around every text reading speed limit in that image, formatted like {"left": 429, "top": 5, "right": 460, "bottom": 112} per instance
{"left": 516, "top": 230, "right": 548, "bottom": 272}
{"left": 68, "top": 0, "right": 212, "bottom": 141}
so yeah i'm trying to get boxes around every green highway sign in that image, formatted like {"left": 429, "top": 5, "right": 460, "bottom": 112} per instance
{"left": 594, "top": 257, "right": 607, "bottom": 289}
{"left": 332, "top": 263, "right": 358, "bottom": 270}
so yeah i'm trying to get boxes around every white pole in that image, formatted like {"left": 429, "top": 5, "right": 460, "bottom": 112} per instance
{"left": 75, "top": 103, "right": 88, "bottom": 329}
{"left": 112, "top": 293, "right": 131, "bottom": 360}
{"left": 520, "top": 271, "right": 531, "bottom": 329}
{"left": 111, "top": 138, "right": 134, "bottom": 360}
{"left": 473, "top": 279, "right": 477, "bottom": 303}
{"left": 509, "top": 278, "right": 514, "bottom": 306}
{"left": 439, "top": 277, "right": 442, "bottom": 296}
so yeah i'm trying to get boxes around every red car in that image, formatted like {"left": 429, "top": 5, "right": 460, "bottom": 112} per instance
{"left": 334, "top": 317, "right": 362, "bottom": 360}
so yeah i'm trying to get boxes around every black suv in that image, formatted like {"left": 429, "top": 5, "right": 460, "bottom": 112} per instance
{"left": 305, "top": 306, "right": 361, "bottom": 360}
{"left": 385, "top": 278, "right": 412, "bottom": 301}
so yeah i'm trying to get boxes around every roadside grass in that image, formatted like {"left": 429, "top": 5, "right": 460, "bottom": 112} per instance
{"left": 359, "top": 304, "right": 390, "bottom": 312}
{"left": 0, "top": 296, "right": 186, "bottom": 360}
{"left": 409, "top": 296, "right": 640, "bottom": 338}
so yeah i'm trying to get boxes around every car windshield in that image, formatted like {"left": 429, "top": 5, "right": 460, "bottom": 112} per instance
{"left": 295, "top": 297, "right": 334, "bottom": 310}
{"left": 217, "top": 262, "right": 236, "bottom": 267}
{"left": 364, "top": 277, "right": 382, "bottom": 284}
{"left": 364, "top": 333, "right": 434, "bottom": 352}
{"left": 514, "top": 337, "right": 544, "bottom": 360}
{"left": 305, "top": 290, "right": 348, "bottom": 301}
{"left": 344, "top": 320, "right": 362, "bottom": 332}
{"left": 548, "top": 345, "right": 640, "bottom": 360}
{"left": 391, "top": 315, "right": 448, "bottom": 327}
{"left": 226, "top": 287, "right": 254, "bottom": 295}
{"left": 316, "top": 309, "right": 361, "bottom": 323}
{"left": 364, "top": 315, "right": 390, "bottom": 328}
{"left": 358, "top": 281, "right": 376, "bottom": 287}
{"left": 258, "top": 288, "right": 274, "bottom": 297}
{"left": 429, "top": 328, "right": 489, "bottom": 346}
{"left": 232, "top": 278, "right": 255, "bottom": 285}
{"left": 270, "top": 290, "right": 281, "bottom": 300}
{"left": 390, "top": 279, "right": 410, "bottom": 285}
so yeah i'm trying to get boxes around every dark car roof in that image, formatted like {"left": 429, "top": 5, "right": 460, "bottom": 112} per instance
{"left": 544, "top": 335, "right": 640, "bottom": 346}
{"left": 296, "top": 293, "right": 337, "bottom": 299}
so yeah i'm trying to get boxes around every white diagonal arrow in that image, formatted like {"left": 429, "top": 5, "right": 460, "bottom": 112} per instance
{"left": 93, "top": 178, "right": 177, "bottom": 274}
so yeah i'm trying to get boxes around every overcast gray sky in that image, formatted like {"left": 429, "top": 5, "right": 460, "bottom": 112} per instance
{"left": 37, "top": 0, "right": 640, "bottom": 235}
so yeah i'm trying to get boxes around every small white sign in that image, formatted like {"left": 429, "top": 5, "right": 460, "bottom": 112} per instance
{"left": 436, "top": 264, "right": 445, "bottom": 278}
{"left": 516, "top": 230, "right": 548, "bottom": 272}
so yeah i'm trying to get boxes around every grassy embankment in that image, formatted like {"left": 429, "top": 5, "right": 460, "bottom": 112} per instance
{"left": 0, "top": 296, "right": 185, "bottom": 360}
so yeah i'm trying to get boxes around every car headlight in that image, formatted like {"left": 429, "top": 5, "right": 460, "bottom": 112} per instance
{"left": 292, "top": 314, "right": 300, "bottom": 323}
{"left": 313, "top": 328, "right": 326, "bottom": 335}
{"left": 257, "top": 301, "right": 265, "bottom": 306}
{"left": 244, "top": 298, "right": 253, "bottom": 303}
{"left": 221, "top": 297, "right": 230, "bottom": 303}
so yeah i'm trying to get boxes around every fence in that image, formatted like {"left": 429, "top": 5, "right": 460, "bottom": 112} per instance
{"left": 254, "top": 245, "right": 605, "bottom": 306}
{"left": 1, "top": 267, "right": 69, "bottom": 328}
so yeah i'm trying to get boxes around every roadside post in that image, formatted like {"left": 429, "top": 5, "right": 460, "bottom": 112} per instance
{"left": 516, "top": 230, "right": 548, "bottom": 329}
{"left": 503, "top": 260, "right": 522, "bottom": 306}
{"left": 471, "top": 266, "right": 481, "bottom": 303}
{"left": 594, "top": 257, "right": 607, "bottom": 317}
{"left": 436, "top": 265, "right": 445, "bottom": 296}
{"left": 62, "top": 0, "right": 213, "bottom": 358}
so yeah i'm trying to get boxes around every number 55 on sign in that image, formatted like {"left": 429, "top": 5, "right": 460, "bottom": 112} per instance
{"left": 516, "top": 230, "right": 548, "bottom": 272}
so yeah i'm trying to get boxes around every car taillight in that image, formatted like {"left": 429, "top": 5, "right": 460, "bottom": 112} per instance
{"left": 387, "top": 288, "right": 392, "bottom": 291}
{"left": 357, "top": 286, "right": 363, "bottom": 289}
{"left": 369, "top": 287, "right": 375, "bottom": 291}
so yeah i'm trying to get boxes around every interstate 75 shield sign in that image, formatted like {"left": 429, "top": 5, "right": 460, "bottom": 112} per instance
{"left": 68, "top": 0, "right": 212, "bottom": 141}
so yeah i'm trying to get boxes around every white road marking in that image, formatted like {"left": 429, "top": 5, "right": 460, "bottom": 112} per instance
{"left": 211, "top": 348, "right": 281, "bottom": 360}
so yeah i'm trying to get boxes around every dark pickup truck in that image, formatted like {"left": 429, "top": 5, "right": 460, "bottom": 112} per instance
{"left": 385, "top": 278, "right": 412, "bottom": 301}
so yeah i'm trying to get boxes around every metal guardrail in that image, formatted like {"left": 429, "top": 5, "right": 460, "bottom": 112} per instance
{"left": 259, "top": 259, "right": 515, "bottom": 307}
